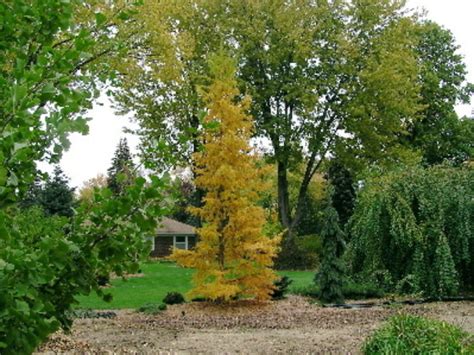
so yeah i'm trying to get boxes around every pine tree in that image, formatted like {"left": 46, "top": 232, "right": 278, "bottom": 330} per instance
{"left": 326, "top": 160, "right": 356, "bottom": 230}
{"left": 40, "top": 166, "right": 75, "bottom": 218}
{"left": 170, "top": 53, "right": 280, "bottom": 301}
{"left": 107, "top": 138, "right": 135, "bottom": 195}
{"left": 315, "top": 204, "right": 346, "bottom": 304}
{"left": 20, "top": 174, "right": 43, "bottom": 209}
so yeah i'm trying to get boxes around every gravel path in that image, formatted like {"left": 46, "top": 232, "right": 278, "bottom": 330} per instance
{"left": 37, "top": 296, "right": 474, "bottom": 354}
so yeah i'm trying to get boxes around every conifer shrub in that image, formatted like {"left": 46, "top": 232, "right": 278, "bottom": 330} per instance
{"left": 292, "top": 281, "right": 383, "bottom": 300}
{"left": 315, "top": 206, "right": 346, "bottom": 304}
{"left": 363, "top": 314, "right": 473, "bottom": 354}
{"left": 163, "top": 292, "right": 185, "bottom": 305}
{"left": 271, "top": 276, "right": 293, "bottom": 300}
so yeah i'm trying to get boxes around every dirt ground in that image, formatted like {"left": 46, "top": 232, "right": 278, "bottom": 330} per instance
{"left": 37, "top": 296, "right": 473, "bottom": 354}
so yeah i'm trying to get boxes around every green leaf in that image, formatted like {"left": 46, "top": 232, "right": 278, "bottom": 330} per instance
{"left": 15, "top": 300, "right": 30, "bottom": 315}
{"left": 95, "top": 12, "right": 107, "bottom": 26}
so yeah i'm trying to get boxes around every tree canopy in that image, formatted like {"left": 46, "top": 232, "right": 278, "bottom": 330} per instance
{"left": 113, "top": 1, "right": 426, "bottom": 259}
{"left": 406, "top": 21, "right": 474, "bottom": 165}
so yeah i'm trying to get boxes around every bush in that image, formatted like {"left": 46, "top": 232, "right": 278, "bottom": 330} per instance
{"left": 292, "top": 281, "right": 384, "bottom": 301}
{"left": 96, "top": 274, "right": 110, "bottom": 287}
{"left": 72, "top": 310, "right": 117, "bottom": 319}
{"left": 363, "top": 314, "right": 473, "bottom": 354}
{"left": 137, "top": 303, "right": 167, "bottom": 315}
{"left": 395, "top": 274, "right": 419, "bottom": 295}
{"left": 291, "top": 285, "right": 321, "bottom": 298}
{"left": 271, "top": 276, "right": 293, "bottom": 300}
{"left": 343, "top": 282, "right": 384, "bottom": 300}
{"left": 163, "top": 291, "right": 185, "bottom": 305}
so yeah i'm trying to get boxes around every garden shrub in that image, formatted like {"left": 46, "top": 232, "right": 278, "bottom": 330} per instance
{"left": 362, "top": 314, "right": 474, "bottom": 354}
{"left": 342, "top": 282, "right": 385, "bottom": 300}
{"left": 395, "top": 274, "right": 419, "bottom": 295}
{"left": 291, "top": 281, "right": 384, "bottom": 301}
{"left": 163, "top": 292, "right": 185, "bottom": 305}
{"left": 96, "top": 274, "right": 110, "bottom": 287}
{"left": 137, "top": 303, "right": 167, "bottom": 315}
{"left": 349, "top": 165, "right": 473, "bottom": 298}
{"left": 72, "top": 310, "right": 117, "bottom": 319}
{"left": 271, "top": 276, "right": 293, "bottom": 300}
{"left": 371, "top": 270, "right": 394, "bottom": 292}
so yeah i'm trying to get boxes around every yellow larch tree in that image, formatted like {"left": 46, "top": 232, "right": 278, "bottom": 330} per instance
{"left": 170, "top": 53, "right": 280, "bottom": 301}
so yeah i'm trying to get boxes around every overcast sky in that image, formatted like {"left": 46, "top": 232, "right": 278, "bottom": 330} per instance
{"left": 55, "top": 0, "right": 474, "bottom": 189}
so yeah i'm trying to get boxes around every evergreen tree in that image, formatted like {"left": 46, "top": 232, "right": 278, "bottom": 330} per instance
{"left": 326, "top": 160, "right": 356, "bottom": 230}
{"left": 315, "top": 204, "right": 346, "bottom": 304}
{"left": 40, "top": 166, "right": 75, "bottom": 218}
{"left": 171, "top": 178, "right": 201, "bottom": 227}
{"left": 107, "top": 138, "right": 135, "bottom": 195}
{"left": 20, "top": 174, "right": 43, "bottom": 209}
{"left": 170, "top": 53, "right": 280, "bottom": 301}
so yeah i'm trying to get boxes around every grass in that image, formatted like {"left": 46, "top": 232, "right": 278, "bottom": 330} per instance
{"left": 76, "top": 261, "right": 314, "bottom": 309}
{"left": 363, "top": 314, "right": 474, "bottom": 354}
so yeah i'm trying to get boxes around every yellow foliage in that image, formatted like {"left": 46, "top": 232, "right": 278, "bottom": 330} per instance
{"left": 78, "top": 173, "right": 108, "bottom": 203}
{"left": 170, "top": 53, "right": 280, "bottom": 301}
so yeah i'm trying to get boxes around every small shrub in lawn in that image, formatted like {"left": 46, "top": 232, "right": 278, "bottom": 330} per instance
{"left": 137, "top": 303, "right": 167, "bottom": 315}
{"left": 343, "top": 281, "right": 384, "bottom": 300}
{"left": 362, "top": 314, "right": 474, "bottom": 354}
{"left": 163, "top": 291, "right": 185, "bottom": 305}
{"left": 291, "top": 284, "right": 321, "bottom": 298}
{"left": 96, "top": 274, "right": 110, "bottom": 287}
{"left": 272, "top": 276, "right": 293, "bottom": 300}
{"left": 291, "top": 281, "right": 383, "bottom": 301}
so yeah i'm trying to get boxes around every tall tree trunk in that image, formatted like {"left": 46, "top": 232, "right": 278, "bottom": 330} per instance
{"left": 277, "top": 161, "right": 291, "bottom": 232}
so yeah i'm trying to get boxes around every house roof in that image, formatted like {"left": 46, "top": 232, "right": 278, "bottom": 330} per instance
{"left": 157, "top": 217, "right": 196, "bottom": 235}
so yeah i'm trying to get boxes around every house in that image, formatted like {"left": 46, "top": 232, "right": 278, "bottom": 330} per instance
{"left": 150, "top": 217, "right": 197, "bottom": 257}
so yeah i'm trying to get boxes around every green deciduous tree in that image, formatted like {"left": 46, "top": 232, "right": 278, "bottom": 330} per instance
{"left": 404, "top": 21, "right": 474, "bottom": 165}
{"left": 0, "top": 1, "right": 169, "bottom": 352}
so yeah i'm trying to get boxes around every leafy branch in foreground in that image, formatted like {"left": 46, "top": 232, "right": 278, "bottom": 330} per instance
{"left": 0, "top": 1, "right": 171, "bottom": 353}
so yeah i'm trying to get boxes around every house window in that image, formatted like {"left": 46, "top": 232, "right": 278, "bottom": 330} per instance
{"left": 174, "top": 236, "right": 188, "bottom": 250}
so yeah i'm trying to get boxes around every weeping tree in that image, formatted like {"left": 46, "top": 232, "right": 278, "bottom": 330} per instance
{"left": 349, "top": 165, "right": 473, "bottom": 297}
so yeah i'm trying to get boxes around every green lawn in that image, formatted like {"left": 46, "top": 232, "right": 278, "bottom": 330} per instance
{"left": 76, "top": 261, "right": 314, "bottom": 309}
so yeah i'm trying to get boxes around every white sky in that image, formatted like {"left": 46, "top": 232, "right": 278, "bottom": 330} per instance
{"left": 55, "top": 0, "right": 474, "bottom": 189}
